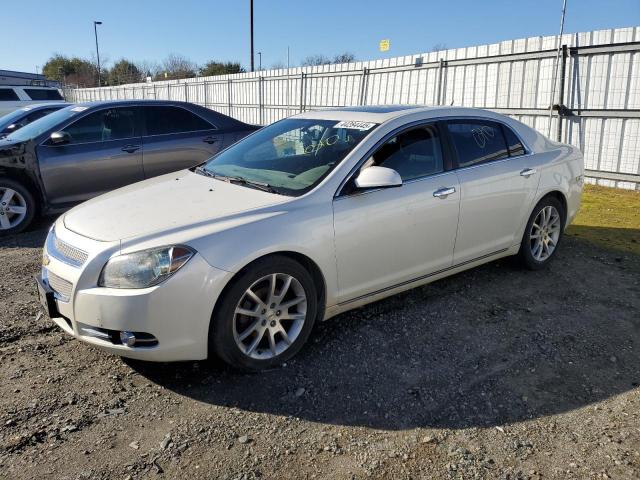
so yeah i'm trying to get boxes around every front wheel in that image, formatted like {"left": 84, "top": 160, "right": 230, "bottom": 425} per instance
{"left": 0, "top": 179, "right": 36, "bottom": 236}
{"left": 518, "top": 196, "right": 565, "bottom": 270}
{"left": 210, "top": 256, "right": 318, "bottom": 371}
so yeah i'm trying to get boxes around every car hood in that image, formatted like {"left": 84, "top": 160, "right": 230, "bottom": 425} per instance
{"left": 0, "top": 137, "right": 29, "bottom": 156}
{"left": 63, "top": 170, "right": 290, "bottom": 242}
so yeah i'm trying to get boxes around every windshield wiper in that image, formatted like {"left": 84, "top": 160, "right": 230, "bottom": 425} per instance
{"left": 226, "top": 176, "right": 282, "bottom": 194}
{"left": 194, "top": 166, "right": 217, "bottom": 178}
{"left": 195, "top": 167, "right": 281, "bottom": 194}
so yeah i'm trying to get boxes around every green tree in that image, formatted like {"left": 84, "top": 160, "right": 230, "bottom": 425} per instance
{"left": 42, "top": 54, "right": 101, "bottom": 87}
{"left": 108, "top": 59, "right": 142, "bottom": 86}
{"left": 199, "top": 61, "right": 244, "bottom": 77}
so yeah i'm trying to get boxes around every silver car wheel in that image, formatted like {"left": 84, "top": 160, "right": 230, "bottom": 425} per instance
{"left": 233, "top": 273, "right": 308, "bottom": 360}
{"left": 530, "top": 205, "right": 561, "bottom": 262}
{"left": 0, "top": 188, "right": 28, "bottom": 230}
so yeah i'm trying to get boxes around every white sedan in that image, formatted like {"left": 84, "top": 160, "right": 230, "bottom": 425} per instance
{"left": 37, "top": 106, "right": 584, "bottom": 370}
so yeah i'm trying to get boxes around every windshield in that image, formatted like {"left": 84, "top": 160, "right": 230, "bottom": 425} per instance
{"left": 5, "top": 105, "right": 83, "bottom": 142}
{"left": 201, "top": 118, "right": 377, "bottom": 196}
{"left": 0, "top": 108, "right": 33, "bottom": 132}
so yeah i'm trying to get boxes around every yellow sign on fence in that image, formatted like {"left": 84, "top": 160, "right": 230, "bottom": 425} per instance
{"left": 379, "top": 39, "right": 390, "bottom": 52}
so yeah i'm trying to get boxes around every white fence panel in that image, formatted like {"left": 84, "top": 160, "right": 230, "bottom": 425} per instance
{"left": 66, "top": 26, "right": 640, "bottom": 189}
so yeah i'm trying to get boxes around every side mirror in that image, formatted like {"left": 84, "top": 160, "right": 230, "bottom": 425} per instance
{"left": 50, "top": 131, "right": 70, "bottom": 145}
{"left": 354, "top": 166, "right": 402, "bottom": 189}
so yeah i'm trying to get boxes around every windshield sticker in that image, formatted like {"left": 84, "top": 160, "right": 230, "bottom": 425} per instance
{"left": 334, "top": 121, "right": 376, "bottom": 131}
{"left": 70, "top": 106, "right": 88, "bottom": 112}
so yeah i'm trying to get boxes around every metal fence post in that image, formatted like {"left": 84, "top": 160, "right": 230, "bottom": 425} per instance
{"left": 227, "top": 79, "right": 233, "bottom": 117}
{"left": 184, "top": 82, "right": 188, "bottom": 102}
{"left": 436, "top": 59, "right": 445, "bottom": 105}
{"left": 258, "top": 76, "right": 264, "bottom": 125}
{"left": 299, "top": 72, "right": 306, "bottom": 113}
{"left": 358, "top": 68, "right": 369, "bottom": 105}
{"left": 557, "top": 44, "right": 568, "bottom": 142}
{"left": 203, "top": 80, "right": 208, "bottom": 107}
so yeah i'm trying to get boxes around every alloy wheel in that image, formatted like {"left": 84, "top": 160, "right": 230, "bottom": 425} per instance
{"left": 233, "top": 273, "right": 307, "bottom": 360}
{"left": 0, "top": 188, "right": 28, "bottom": 230}
{"left": 529, "top": 205, "right": 561, "bottom": 262}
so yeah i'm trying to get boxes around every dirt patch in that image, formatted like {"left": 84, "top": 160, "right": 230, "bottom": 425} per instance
{"left": 1, "top": 219, "right": 639, "bottom": 479}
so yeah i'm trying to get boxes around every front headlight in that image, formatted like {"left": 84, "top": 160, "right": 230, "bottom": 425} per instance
{"left": 99, "top": 246, "right": 195, "bottom": 289}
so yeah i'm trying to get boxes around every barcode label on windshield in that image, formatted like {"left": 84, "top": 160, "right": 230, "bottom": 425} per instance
{"left": 334, "top": 121, "right": 376, "bottom": 131}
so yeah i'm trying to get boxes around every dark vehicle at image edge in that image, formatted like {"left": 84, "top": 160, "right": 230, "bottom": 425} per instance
{"left": 0, "top": 100, "right": 259, "bottom": 234}
{"left": 0, "top": 103, "right": 72, "bottom": 139}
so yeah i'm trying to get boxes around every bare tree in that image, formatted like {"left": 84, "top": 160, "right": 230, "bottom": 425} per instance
{"left": 156, "top": 53, "right": 198, "bottom": 80}
{"left": 333, "top": 52, "right": 356, "bottom": 64}
{"left": 301, "top": 54, "right": 331, "bottom": 67}
{"left": 430, "top": 43, "right": 447, "bottom": 53}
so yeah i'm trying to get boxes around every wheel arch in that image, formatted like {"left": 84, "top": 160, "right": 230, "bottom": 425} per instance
{"left": 0, "top": 168, "right": 44, "bottom": 212}
{"left": 536, "top": 189, "right": 568, "bottom": 226}
{"left": 207, "top": 250, "right": 328, "bottom": 350}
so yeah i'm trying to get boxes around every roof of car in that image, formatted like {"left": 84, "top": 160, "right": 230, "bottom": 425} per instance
{"left": 75, "top": 99, "right": 201, "bottom": 108}
{"left": 294, "top": 105, "right": 501, "bottom": 123}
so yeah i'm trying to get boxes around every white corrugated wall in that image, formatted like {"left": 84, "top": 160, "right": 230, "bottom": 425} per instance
{"left": 67, "top": 26, "right": 640, "bottom": 190}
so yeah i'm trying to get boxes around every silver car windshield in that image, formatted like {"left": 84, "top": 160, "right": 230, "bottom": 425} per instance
{"left": 201, "top": 118, "right": 377, "bottom": 196}
{"left": 5, "top": 106, "right": 82, "bottom": 142}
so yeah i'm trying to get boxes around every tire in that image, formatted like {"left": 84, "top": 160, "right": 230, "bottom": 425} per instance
{"left": 518, "top": 196, "right": 566, "bottom": 270}
{"left": 0, "top": 178, "right": 36, "bottom": 236}
{"left": 209, "top": 255, "right": 318, "bottom": 371}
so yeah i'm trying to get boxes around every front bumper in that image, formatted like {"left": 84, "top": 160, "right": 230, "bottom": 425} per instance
{"left": 40, "top": 225, "right": 231, "bottom": 362}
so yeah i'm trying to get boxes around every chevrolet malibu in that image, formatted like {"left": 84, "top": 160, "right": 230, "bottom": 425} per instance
{"left": 37, "top": 106, "right": 584, "bottom": 371}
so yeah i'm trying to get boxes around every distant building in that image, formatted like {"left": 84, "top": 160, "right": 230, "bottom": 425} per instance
{"left": 0, "top": 69, "right": 60, "bottom": 87}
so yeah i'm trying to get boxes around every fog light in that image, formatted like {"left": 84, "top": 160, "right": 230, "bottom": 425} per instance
{"left": 120, "top": 331, "right": 136, "bottom": 347}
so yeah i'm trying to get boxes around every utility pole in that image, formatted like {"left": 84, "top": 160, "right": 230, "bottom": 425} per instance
{"left": 250, "top": 0, "right": 255, "bottom": 72}
{"left": 94, "top": 21, "right": 103, "bottom": 87}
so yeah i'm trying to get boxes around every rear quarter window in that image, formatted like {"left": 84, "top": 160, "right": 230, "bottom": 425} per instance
{"left": 0, "top": 89, "right": 19, "bottom": 101}
{"left": 24, "top": 89, "right": 64, "bottom": 101}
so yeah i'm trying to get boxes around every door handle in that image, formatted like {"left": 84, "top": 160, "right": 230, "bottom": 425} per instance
{"left": 202, "top": 136, "right": 218, "bottom": 144}
{"left": 520, "top": 168, "right": 537, "bottom": 178}
{"left": 121, "top": 144, "right": 140, "bottom": 153}
{"left": 433, "top": 186, "right": 456, "bottom": 198}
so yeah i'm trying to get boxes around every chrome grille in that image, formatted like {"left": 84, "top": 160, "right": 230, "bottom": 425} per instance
{"left": 47, "top": 271, "right": 73, "bottom": 301}
{"left": 47, "top": 230, "right": 88, "bottom": 267}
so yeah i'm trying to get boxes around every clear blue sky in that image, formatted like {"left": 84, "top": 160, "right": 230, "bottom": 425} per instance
{"left": 3, "top": 0, "right": 640, "bottom": 73}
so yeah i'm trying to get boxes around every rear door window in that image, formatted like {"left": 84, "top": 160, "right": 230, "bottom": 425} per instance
{"left": 0, "top": 89, "right": 19, "bottom": 101}
{"left": 24, "top": 89, "right": 64, "bottom": 101}
{"left": 144, "top": 106, "right": 214, "bottom": 136}
{"left": 447, "top": 120, "right": 509, "bottom": 168}
{"left": 63, "top": 107, "right": 139, "bottom": 144}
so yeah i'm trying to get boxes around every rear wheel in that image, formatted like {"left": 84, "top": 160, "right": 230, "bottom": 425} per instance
{"left": 518, "top": 196, "right": 565, "bottom": 270}
{"left": 0, "top": 178, "right": 36, "bottom": 236}
{"left": 210, "top": 256, "right": 318, "bottom": 371}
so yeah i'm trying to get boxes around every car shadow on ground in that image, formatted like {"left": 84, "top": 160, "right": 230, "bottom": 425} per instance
{"left": 127, "top": 237, "right": 640, "bottom": 431}
{"left": 0, "top": 216, "right": 52, "bottom": 249}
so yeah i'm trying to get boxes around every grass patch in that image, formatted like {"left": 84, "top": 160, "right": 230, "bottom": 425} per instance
{"left": 566, "top": 184, "right": 640, "bottom": 255}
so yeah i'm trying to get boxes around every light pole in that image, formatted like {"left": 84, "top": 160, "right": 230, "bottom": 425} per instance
{"left": 250, "top": 0, "right": 254, "bottom": 72}
{"left": 258, "top": 52, "right": 262, "bottom": 70}
{"left": 93, "top": 21, "right": 103, "bottom": 87}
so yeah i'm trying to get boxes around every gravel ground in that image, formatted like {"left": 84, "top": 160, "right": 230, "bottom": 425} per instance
{"left": 0, "top": 219, "right": 639, "bottom": 480}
